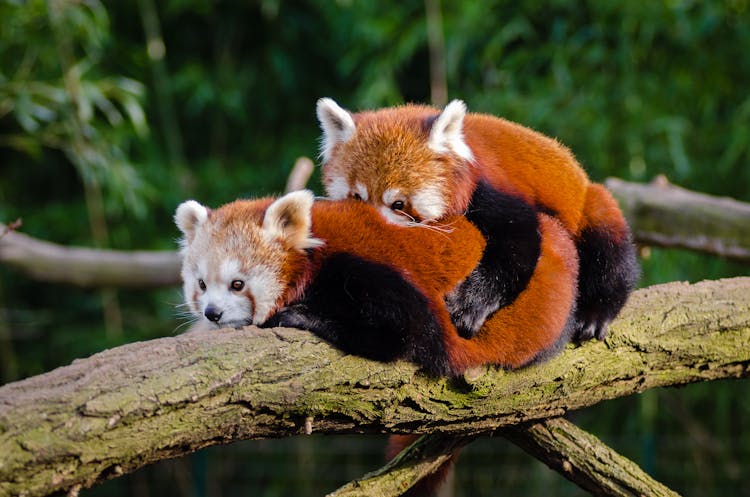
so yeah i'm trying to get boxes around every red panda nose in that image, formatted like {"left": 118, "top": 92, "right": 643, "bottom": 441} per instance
{"left": 204, "top": 305, "right": 223, "bottom": 323}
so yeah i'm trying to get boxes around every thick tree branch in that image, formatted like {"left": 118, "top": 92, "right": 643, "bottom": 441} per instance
{"left": 504, "top": 418, "right": 680, "bottom": 497}
{"left": 606, "top": 176, "right": 750, "bottom": 262}
{"left": 0, "top": 278, "right": 749, "bottom": 496}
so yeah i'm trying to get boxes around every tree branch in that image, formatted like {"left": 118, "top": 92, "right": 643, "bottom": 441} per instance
{"left": 504, "top": 417, "right": 680, "bottom": 497}
{"left": 327, "top": 433, "right": 475, "bottom": 497}
{"left": 606, "top": 176, "right": 750, "bottom": 262}
{"left": 1, "top": 277, "right": 748, "bottom": 496}
{"left": 0, "top": 224, "right": 181, "bottom": 288}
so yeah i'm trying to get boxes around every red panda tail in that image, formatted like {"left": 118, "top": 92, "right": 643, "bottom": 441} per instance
{"left": 445, "top": 213, "right": 579, "bottom": 372}
{"left": 385, "top": 434, "right": 458, "bottom": 497}
{"left": 580, "top": 183, "right": 630, "bottom": 242}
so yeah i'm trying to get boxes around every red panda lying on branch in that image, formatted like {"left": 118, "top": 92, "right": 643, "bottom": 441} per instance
{"left": 316, "top": 98, "right": 639, "bottom": 343}
{"left": 175, "top": 186, "right": 578, "bottom": 377}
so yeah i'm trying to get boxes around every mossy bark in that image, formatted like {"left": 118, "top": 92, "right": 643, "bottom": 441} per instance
{"left": 1, "top": 278, "right": 749, "bottom": 497}
{"left": 505, "top": 418, "right": 680, "bottom": 497}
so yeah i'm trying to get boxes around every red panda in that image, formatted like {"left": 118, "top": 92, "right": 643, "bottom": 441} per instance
{"left": 174, "top": 189, "right": 578, "bottom": 376}
{"left": 316, "top": 98, "right": 638, "bottom": 343}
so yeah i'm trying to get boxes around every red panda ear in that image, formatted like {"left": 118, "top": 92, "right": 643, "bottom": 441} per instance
{"left": 316, "top": 97, "right": 356, "bottom": 162}
{"left": 175, "top": 200, "right": 210, "bottom": 246}
{"left": 427, "top": 99, "right": 473, "bottom": 161}
{"left": 262, "top": 190, "right": 324, "bottom": 251}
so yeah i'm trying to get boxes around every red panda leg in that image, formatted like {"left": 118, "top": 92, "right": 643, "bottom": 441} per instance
{"left": 574, "top": 183, "right": 640, "bottom": 341}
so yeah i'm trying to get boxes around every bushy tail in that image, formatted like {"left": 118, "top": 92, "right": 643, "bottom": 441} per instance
{"left": 573, "top": 183, "right": 640, "bottom": 341}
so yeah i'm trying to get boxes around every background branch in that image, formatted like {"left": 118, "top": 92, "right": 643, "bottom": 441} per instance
{"left": 606, "top": 176, "right": 750, "bottom": 263}
{"left": 1, "top": 277, "right": 748, "bottom": 497}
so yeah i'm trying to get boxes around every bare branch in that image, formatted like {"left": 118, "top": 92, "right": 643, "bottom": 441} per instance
{"left": 504, "top": 418, "right": 680, "bottom": 497}
{"left": 606, "top": 176, "right": 750, "bottom": 263}
{"left": 0, "top": 224, "right": 181, "bottom": 288}
{"left": 284, "top": 156, "right": 315, "bottom": 193}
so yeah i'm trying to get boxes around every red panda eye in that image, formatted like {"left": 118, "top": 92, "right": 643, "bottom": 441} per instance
{"left": 390, "top": 200, "right": 405, "bottom": 211}
{"left": 352, "top": 193, "right": 363, "bottom": 201}
{"left": 230, "top": 280, "right": 245, "bottom": 291}
{"left": 198, "top": 279, "right": 206, "bottom": 291}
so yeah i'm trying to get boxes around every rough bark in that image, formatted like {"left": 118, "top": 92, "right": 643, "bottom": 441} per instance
{"left": 327, "top": 434, "right": 475, "bottom": 497}
{"left": 0, "top": 277, "right": 748, "bottom": 497}
{"left": 606, "top": 176, "right": 750, "bottom": 262}
{"left": 505, "top": 418, "right": 680, "bottom": 497}
{"left": 2, "top": 179, "right": 748, "bottom": 289}
{"left": 338, "top": 415, "right": 682, "bottom": 497}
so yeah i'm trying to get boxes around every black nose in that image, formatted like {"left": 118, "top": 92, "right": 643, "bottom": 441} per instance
{"left": 204, "top": 305, "right": 223, "bottom": 323}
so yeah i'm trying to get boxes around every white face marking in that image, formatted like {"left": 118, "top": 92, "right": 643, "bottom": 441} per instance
{"left": 246, "top": 266, "right": 285, "bottom": 324}
{"left": 378, "top": 205, "right": 409, "bottom": 225}
{"left": 411, "top": 185, "right": 446, "bottom": 222}
{"left": 353, "top": 182, "right": 369, "bottom": 201}
{"left": 382, "top": 188, "right": 402, "bottom": 206}
{"left": 380, "top": 188, "right": 410, "bottom": 225}
{"left": 326, "top": 174, "right": 350, "bottom": 200}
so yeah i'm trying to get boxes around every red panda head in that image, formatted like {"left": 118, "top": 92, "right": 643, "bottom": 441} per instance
{"left": 175, "top": 191, "right": 323, "bottom": 329}
{"left": 316, "top": 98, "right": 475, "bottom": 225}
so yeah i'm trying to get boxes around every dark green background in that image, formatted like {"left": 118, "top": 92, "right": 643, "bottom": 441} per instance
{"left": 1, "top": 1, "right": 748, "bottom": 495}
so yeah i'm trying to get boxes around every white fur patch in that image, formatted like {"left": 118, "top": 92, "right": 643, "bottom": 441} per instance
{"left": 411, "top": 185, "right": 446, "bottom": 221}
{"left": 427, "top": 99, "right": 474, "bottom": 161}
{"left": 326, "top": 175, "right": 350, "bottom": 200}
{"left": 220, "top": 259, "right": 241, "bottom": 282}
{"left": 378, "top": 205, "right": 409, "bottom": 225}
{"left": 382, "top": 188, "right": 403, "bottom": 206}
{"left": 317, "top": 97, "right": 356, "bottom": 162}
{"left": 175, "top": 200, "right": 209, "bottom": 247}
{"left": 353, "top": 182, "right": 369, "bottom": 201}
{"left": 247, "top": 266, "right": 285, "bottom": 324}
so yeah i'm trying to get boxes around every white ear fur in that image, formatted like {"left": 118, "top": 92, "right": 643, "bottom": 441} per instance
{"left": 262, "top": 190, "right": 324, "bottom": 250}
{"left": 427, "top": 99, "right": 474, "bottom": 161}
{"left": 175, "top": 200, "right": 209, "bottom": 245}
{"left": 316, "top": 97, "right": 356, "bottom": 162}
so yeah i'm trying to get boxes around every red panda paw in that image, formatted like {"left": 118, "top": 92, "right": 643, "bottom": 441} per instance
{"left": 574, "top": 313, "right": 611, "bottom": 342}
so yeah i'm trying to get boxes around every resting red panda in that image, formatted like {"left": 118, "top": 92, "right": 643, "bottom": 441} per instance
{"left": 174, "top": 188, "right": 578, "bottom": 376}
{"left": 316, "top": 98, "right": 638, "bottom": 342}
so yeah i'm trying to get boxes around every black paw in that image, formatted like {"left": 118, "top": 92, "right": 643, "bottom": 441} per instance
{"left": 445, "top": 285, "right": 496, "bottom": 339}
{"left": 573, "top": 312, "right": 611, "bottom": 342}
{"left": 261, "top": 307, "right": 311, "bottom": 330}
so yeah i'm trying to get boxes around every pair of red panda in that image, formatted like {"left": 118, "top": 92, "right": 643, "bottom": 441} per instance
{"left": 175, "top": 98, "right": 638, "bottom": 495}
{"left": 176, "top": 98, "right": 637, "bottom": 376}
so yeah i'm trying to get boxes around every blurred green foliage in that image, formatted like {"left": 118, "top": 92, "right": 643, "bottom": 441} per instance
{"left": 0, "top": 0, "right": 749, "bottom": 495}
